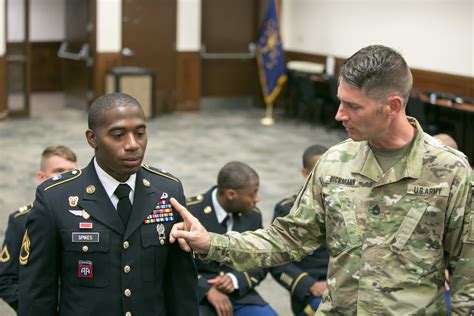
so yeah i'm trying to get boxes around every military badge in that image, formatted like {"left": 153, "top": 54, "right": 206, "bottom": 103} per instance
{"left": 52, "top": 174, "right": 62, "bottom": 181}
{"left": 144, "top": 198, "right": 175, "bottom": 224}
{"left": 68, "top": 196, "right": 79, "bottom": 207}
{"left": 82, "top": 210, "right": 91, "bottom": 219}
{"left": 160, "top": 192, "right": 168, "bottom": 199}
{"left": 157, "top": 224, "right": 166, "bottom": 245}
{"left": 86, "top": 185, "right": 96, "bottom": 194}
{"left": 143, "top": 178, "right": 151, "bottom": 187}
{"left": 79, "top": 222, "right": 93, "bottom": 229}
{"left": 204, "top": 206, "right": 212, "bottom": 214}
{"left": 78, "top": 260, "right": 93, "bottom": 279}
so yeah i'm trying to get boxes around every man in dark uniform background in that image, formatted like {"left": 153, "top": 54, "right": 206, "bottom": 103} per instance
{"left": 19, "top": 93, "right": 198, "bottom": 316}
{"left": 186, "top": 161, "right": 276, "bottom": 316}
{"left": 0, "top": 145, "right": 77, "bottom": 312}
{"left": 270, "top": 144, "right": 329, "bottom": 316}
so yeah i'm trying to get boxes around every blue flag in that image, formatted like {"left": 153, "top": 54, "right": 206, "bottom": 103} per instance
{"left": 257, "top": 0, "right": 287, "bottom": 105}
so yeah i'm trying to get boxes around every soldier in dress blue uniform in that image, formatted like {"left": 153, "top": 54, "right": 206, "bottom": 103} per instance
{"left": 18, "top": 93, "right": 198, "bottom": 316}
{"left": 270, "top": 144, "right": 329, "bottom": 316}
{"left": 0, "top": 145, "right": 77, "bottom": 312}
{"left": 186, "top": 162, "right": 276, "bottom": 316}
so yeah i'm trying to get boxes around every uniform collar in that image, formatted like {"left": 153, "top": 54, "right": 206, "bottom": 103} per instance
{"left": 211, "top": 187, "right": 230, "bottom": 224}
{"left": 354, "top": 117, "right": 424, "bottom": 182}
{"left": 94, "top": 158, "right": 136, "bottom": 202}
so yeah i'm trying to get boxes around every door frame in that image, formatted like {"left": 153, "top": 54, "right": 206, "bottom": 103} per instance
{"left": 5, "top": 0, "right": 31, "bottom": 118}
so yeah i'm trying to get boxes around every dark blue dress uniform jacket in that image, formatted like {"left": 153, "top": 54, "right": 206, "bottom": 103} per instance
{"left": 270, "top": 195, "right": 330, "bottom": 315}
{"left": 19, "top": 160, "right": 198, "bottom": 316}
{"left": 0, "top": 204, "right": 31, "bottom": 311}
{"left": 186, "top": 187, "right": 269, "bottom": 307}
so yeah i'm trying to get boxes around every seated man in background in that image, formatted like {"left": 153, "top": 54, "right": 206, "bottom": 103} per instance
{"left": 271, "top": 144, "right": 329, "bottom": 316}
{"left": 186, "top": 161, "right": 276, "bottom": 316}
{"left": 0, "top": 145, "right": 77, "bottom": 312}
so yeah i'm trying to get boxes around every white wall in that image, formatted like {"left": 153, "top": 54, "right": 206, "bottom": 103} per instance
{"left": 8, "top": 0, "right": 64, "bottom": 42}
{"left": 281, "top": 0, "right": 474, "bottom": 77}
{"left": 177, "top": 0, "right": 201, "bottom": 51}
{"left": 0, "top": 0, "right": 5, "bottom": 55}
{"left": 96, "top": 0, "right": 121, "bottom": 52}
{"left": 7, "top": 0, "right": 25, "bottom": 42}
{"left": 30, "top": 0, "right": 65, "bottom": 41}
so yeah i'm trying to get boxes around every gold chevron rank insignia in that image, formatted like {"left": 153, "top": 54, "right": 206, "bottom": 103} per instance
{"left": 20, "top": 230, "right": 30, "bottom": 265}
{"left": 0, "top": 245, "right": 10, "bottom": 263}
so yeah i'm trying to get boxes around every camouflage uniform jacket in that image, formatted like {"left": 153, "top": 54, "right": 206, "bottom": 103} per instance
{"left": 205, "top": 118, "right": 474, "bottom": 315}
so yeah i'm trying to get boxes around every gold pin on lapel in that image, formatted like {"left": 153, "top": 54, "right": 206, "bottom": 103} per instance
{"left": 82, "top": 210, "right": 91, "bottom": 220}
{"left": 204, "top": 206, "right": 212, "bottom": 214}
{"left": 143, "top": 179, "right": 150, "bottom": 187}
{"left": 86, "top": 185, "right": 95, "bottom": 194}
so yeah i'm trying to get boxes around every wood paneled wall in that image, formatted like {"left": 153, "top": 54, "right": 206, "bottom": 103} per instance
{"left": 176, "top": 51, "right": 201, "bottom": 111}
{"left": 286, "top": 50, "right": 474, "bottom": 99}
{"left": 94, "top": 52, "right": 121, "bottom": 98}
{"left": 30, "top": 42, "right": 62, "bottom": 91}
{"left": 0, "top": 56, "right": 6, "bottom": 120}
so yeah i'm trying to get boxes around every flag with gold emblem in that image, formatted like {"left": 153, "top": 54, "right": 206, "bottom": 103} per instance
{"left": 257, "top": 0, "right": 287, "bottom": 105}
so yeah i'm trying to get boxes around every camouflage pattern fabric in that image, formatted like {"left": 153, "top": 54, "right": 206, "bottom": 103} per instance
{"left": 204, "top": 118, "right": 474, "bottom": 315}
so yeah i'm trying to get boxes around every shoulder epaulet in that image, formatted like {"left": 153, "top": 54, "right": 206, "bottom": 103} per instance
{"left": 14, "top": 204, "right": 33, "bottom": 218}
{"left": 44, "top": 169, "right": 82, "bottom": 192}
{"left": 280, "top": 195, "right": 297, "bottom": 206}
{"left": 251, "top": 207, "right": 261, "bottom": 214}
{"left": 142, "top": 164, "right": 179, "bottom": 182}
{"left": 186, "top": 194, "right": 204, "bottom": 206}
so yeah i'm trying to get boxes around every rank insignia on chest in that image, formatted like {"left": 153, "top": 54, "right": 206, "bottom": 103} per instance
{"left": 78, "top": 260, "right": 93, "bottom": 279}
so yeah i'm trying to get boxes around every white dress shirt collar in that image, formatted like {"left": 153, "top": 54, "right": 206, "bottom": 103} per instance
{"left": 94, "top": 158, "right": 136, "bottom": 209}
{"left": 211, "top": 188, "right": 232, "bottom": 230}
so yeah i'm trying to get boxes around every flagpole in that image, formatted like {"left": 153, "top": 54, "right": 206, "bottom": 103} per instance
{"left": 260, "top": 102, "right": 274, "bottom": 126}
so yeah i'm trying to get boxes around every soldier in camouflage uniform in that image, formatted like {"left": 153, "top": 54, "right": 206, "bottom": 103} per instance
{"left": 170, "top": 45, "right": 474, "bottom": 314}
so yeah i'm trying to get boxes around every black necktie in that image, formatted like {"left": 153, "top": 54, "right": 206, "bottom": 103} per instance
{"left": 221, "top": 215, "right": 230, "bottom": 232}
{"left": 115, "top": 184, "right": 132, "bottom": 227}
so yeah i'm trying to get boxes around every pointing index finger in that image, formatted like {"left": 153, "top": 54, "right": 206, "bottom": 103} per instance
{"left": 170, "top": 197, "right": 195, "bottom": 223}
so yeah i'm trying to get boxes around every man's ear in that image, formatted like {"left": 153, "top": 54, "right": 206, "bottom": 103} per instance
{"left": 36, "top": 171, "right": 45, "bottom": 183}
{"left": 224, "top": 189, "right": 238, "bottom": 201}
{"left": 301, "top": 168, "right": 310, "bottom": 179}
{"left": 85, "top": 129, "right": 97, "bottom": 149}
{"left": 386, "top": 95, "right": 403, "bottom": 116}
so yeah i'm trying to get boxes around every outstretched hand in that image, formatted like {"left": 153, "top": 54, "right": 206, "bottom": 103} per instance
{"left": 169, "top": 197, "right": 211, "bottom": 254}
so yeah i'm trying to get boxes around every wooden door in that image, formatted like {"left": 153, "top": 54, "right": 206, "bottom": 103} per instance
{"left": 201, "top": 0, "right": 262, "bottom": 99}
{"left": 59, "top": 0, "right": 95, "bottom": 110}
{"left": 6, "top": 0, "right": 31, "bottom": 117}
{"left": 122, "top": 0, "right": 177, "bottom": 114}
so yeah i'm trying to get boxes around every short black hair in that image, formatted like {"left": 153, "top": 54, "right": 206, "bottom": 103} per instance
{"left": 217, "top": 161, "right": 258, "bottom": 192}
{"left": 302, "top": 144, "right": 328, "bottom": 169}
{"left": 339, "top": 45, "right": 413, "bottom": 106}
{"left": 88, "top": 93, "right": 143, "bottom": 130}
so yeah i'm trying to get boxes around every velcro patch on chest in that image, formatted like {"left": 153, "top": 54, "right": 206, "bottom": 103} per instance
{"left": 407, "top": 184, "right": 449, "bottom": 196}
{"left": 323, "top": 176, "right": 358, "bottom": 186}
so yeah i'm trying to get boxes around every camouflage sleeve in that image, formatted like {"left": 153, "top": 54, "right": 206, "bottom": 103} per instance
{"left": 205, "top": 170, "right": 326, "bottom": 271}
{"left": 447, "top": 169, "right": 474, "bottom": 314}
